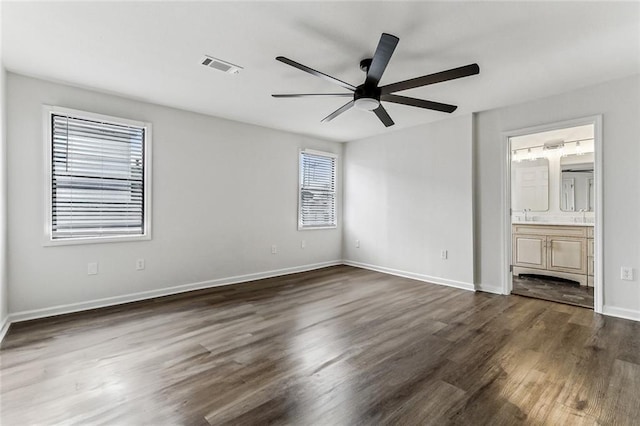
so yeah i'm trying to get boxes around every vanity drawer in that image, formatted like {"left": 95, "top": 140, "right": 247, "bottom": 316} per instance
{"left": 512, "top": 224, "right": 588, "bottom": 238}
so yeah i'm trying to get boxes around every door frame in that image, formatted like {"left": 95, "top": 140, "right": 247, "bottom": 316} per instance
{"left": 501, "top": 115, "right": 603, "bottom": 313}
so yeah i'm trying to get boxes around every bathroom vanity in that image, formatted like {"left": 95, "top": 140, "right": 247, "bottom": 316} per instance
{"left": 512, "top": 223, "right": 594, "bottom": 286}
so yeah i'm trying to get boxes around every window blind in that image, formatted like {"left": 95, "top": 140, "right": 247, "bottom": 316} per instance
{"left": 299, "top": 151, "right": 336, "bottom": 228}
{"left": 51, "top": 114, "right": 145, "bottom": 239}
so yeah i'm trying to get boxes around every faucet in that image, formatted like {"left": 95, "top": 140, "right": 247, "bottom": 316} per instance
{"left": 523, "top": 209, "right": 530, "bottom": 222}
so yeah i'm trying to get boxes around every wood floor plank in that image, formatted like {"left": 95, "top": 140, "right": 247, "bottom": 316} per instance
{"left": 600, "top": 359, "right": 640, "bottom": 425}
{"left": 1, "top": 265, "right": 639, "bottom": 425}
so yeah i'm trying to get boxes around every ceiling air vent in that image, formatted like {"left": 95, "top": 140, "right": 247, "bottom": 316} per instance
{"left": 200, "top": 55, "right": 243, "bottom": 75}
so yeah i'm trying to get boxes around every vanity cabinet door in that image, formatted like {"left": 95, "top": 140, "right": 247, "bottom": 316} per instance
{"left": 513, "top": 234, "right": 546, "bottom": 269}
{"left": 547, "top": 236, "right": 587, "bottom": 274}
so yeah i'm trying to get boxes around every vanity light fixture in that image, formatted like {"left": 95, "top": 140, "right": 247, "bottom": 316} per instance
{"left": 512, "top": 137, "right": 594, "bottom": 162}
{"left": 543, "top": 140, "right": 566, "bottom": 158}
{"left": 542, "top": 140, "right": 565, "bottom": 151}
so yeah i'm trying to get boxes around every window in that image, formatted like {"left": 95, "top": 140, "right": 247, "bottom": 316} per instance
{"left": 299, "top": 150, "right": 337, "bottom": 229}
{"left": 44, "top": 106, "right": 151, "bottom": 245}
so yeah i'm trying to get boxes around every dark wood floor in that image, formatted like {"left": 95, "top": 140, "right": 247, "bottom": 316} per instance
{"left": 1, "top": 265, "right": 639, "bottom": 425}
{"left": 512, "top": 274, "right": 595, "bottom": 309}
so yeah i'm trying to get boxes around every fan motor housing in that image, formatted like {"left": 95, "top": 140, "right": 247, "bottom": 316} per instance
{"left": 353, "top": 85, "right": 381, "bottom": 110}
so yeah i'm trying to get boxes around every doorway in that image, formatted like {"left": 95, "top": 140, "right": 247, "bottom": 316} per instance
{"left": 502, "top": 116, "right": 603, "bottom": 312}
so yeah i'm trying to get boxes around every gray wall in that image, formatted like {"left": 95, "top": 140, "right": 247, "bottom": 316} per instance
{"left": 343, "top": 115, "right": 474, "bottom": 289}
{"left": 6, "top": 73, "right": 343, "bottom": 317}
{"left": 475, "top": 74, "right": 640, "bottom": 319}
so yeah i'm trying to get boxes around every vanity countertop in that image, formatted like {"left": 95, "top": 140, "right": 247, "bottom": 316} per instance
{"left": 512, "top": 221, "right": 594, "bottom": 227}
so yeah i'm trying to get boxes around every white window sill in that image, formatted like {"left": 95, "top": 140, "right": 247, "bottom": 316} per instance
{"left": 298, "top": 225, "right": 338, "bottom": 231}
{"left": 43, "top": 234, "right": 151, "bottom": 247}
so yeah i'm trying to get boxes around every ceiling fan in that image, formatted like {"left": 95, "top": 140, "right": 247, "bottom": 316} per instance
{"left": 272, "top": 33, "right": 480, "bottom": 127}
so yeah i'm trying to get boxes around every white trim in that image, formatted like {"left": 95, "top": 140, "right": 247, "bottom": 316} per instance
{"left": 0, "top": 315, "right": 10, "bottom": 343}
{"left": 46, "top": 105, "right": 148, "bottom": 128}
{"left": 298, "top": 225, "right": 338, "bottom": 231}
{"left": 343, "top": 260, "right": 475, "bottom": 292}
{"left": 501, "top": 130, "right": 512, "bottom": 296}
{"left": 501, "top": 115, "right": 603, "bottom": 314}
{"left": 298, "top": 148, "right": 338, "bottom": 230}
{"left": 593, "top": 115, "right": 603, "bottom": 314}
{"left": 475, "top": 284, "right": 503, "bottom": 295}
{"left": 300, "top": 148, "right": 337, "bottom": 159}
{"left": 42, "top": 233, "right": 152, "bottom": 247}
{"left": 43, "top": 107, "right": 52, "bottom": 245}
{"left": 41, "top": 105, "right": 153, "bottom": 246}
{"left": 7, "top": 260, "right": 342, "bottom": 324}
{"left": 602, "top": 305, "right": 640, "bottom": 322}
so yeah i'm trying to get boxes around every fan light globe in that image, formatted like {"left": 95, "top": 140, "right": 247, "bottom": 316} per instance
{"left": 354, "top": 97, "right": 380, "bottom": 111}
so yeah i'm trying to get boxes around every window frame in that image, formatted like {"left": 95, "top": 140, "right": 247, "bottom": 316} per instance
{"left": 298, "top": 149, "right": 338, "bottom": 231}
{"left": 42, "top": 105, "right": 152, "bottom": 246}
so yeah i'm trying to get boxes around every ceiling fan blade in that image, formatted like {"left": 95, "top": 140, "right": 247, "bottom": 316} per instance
{"left": 276, "top": 56, "right": 356, "bottom": 91}
{"left": 381, "top": 94, "right": 457, "bottom": 113}
{"left": 380, "top": 63, "right": 480, "bottom": 95}
{"left": 373, "top": 104, "right": 395, "bottom": 127}
{"left": 365, "top": 33, "right": 399, "bottom": 87}
{"left": 321, "top": 100, "right": 354, "bottom": 123}
{"left": 272, "top": 93, "right": 353, "bottom": 98}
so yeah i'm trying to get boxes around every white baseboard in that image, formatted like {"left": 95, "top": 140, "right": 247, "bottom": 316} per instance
{"left": 343, "top": 260, "right": 475, "bottom": 292}
{"left": 475, "top": 284, "right": 504, "bottom": 295}
{"left": 7, "top": 260, "right": 342, "bottom": 325}
{"left": 0, "top": 315, "right": 10, "bottom": 344}
{"left": 602, "top": 305, "right": 640, "bottom": 322}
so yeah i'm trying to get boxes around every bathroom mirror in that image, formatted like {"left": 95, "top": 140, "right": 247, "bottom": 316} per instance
{"left": 511, "top": 158, "right": 549, "bottom": 212}
{"left": 560, "top": 153, "right": 594, "bottom": 212}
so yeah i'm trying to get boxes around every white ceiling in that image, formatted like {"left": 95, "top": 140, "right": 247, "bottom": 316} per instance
{"left": 2, "top": 1, "right": 639, "bottom": 142}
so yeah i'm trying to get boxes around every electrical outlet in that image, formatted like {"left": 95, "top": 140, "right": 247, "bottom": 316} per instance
{"left": 621, "top": 267, "right": 634, "bottom": 281}
{"left": 87, "top": 262, "right": 98, "bottom": 275}
{"left": 301, "top": 240, "right": 306, "bottom": 249}
{"left": 356, "top": 240, "right": 360, "bottom": 248}
{"left": 271, "top": 245, "right": 277, "bottom": 254}
{"left": 136, "top": 258, "right": 145, "bottom": 271}
{"left": 441, "top": 249, "right": 448, "bottom": 260}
